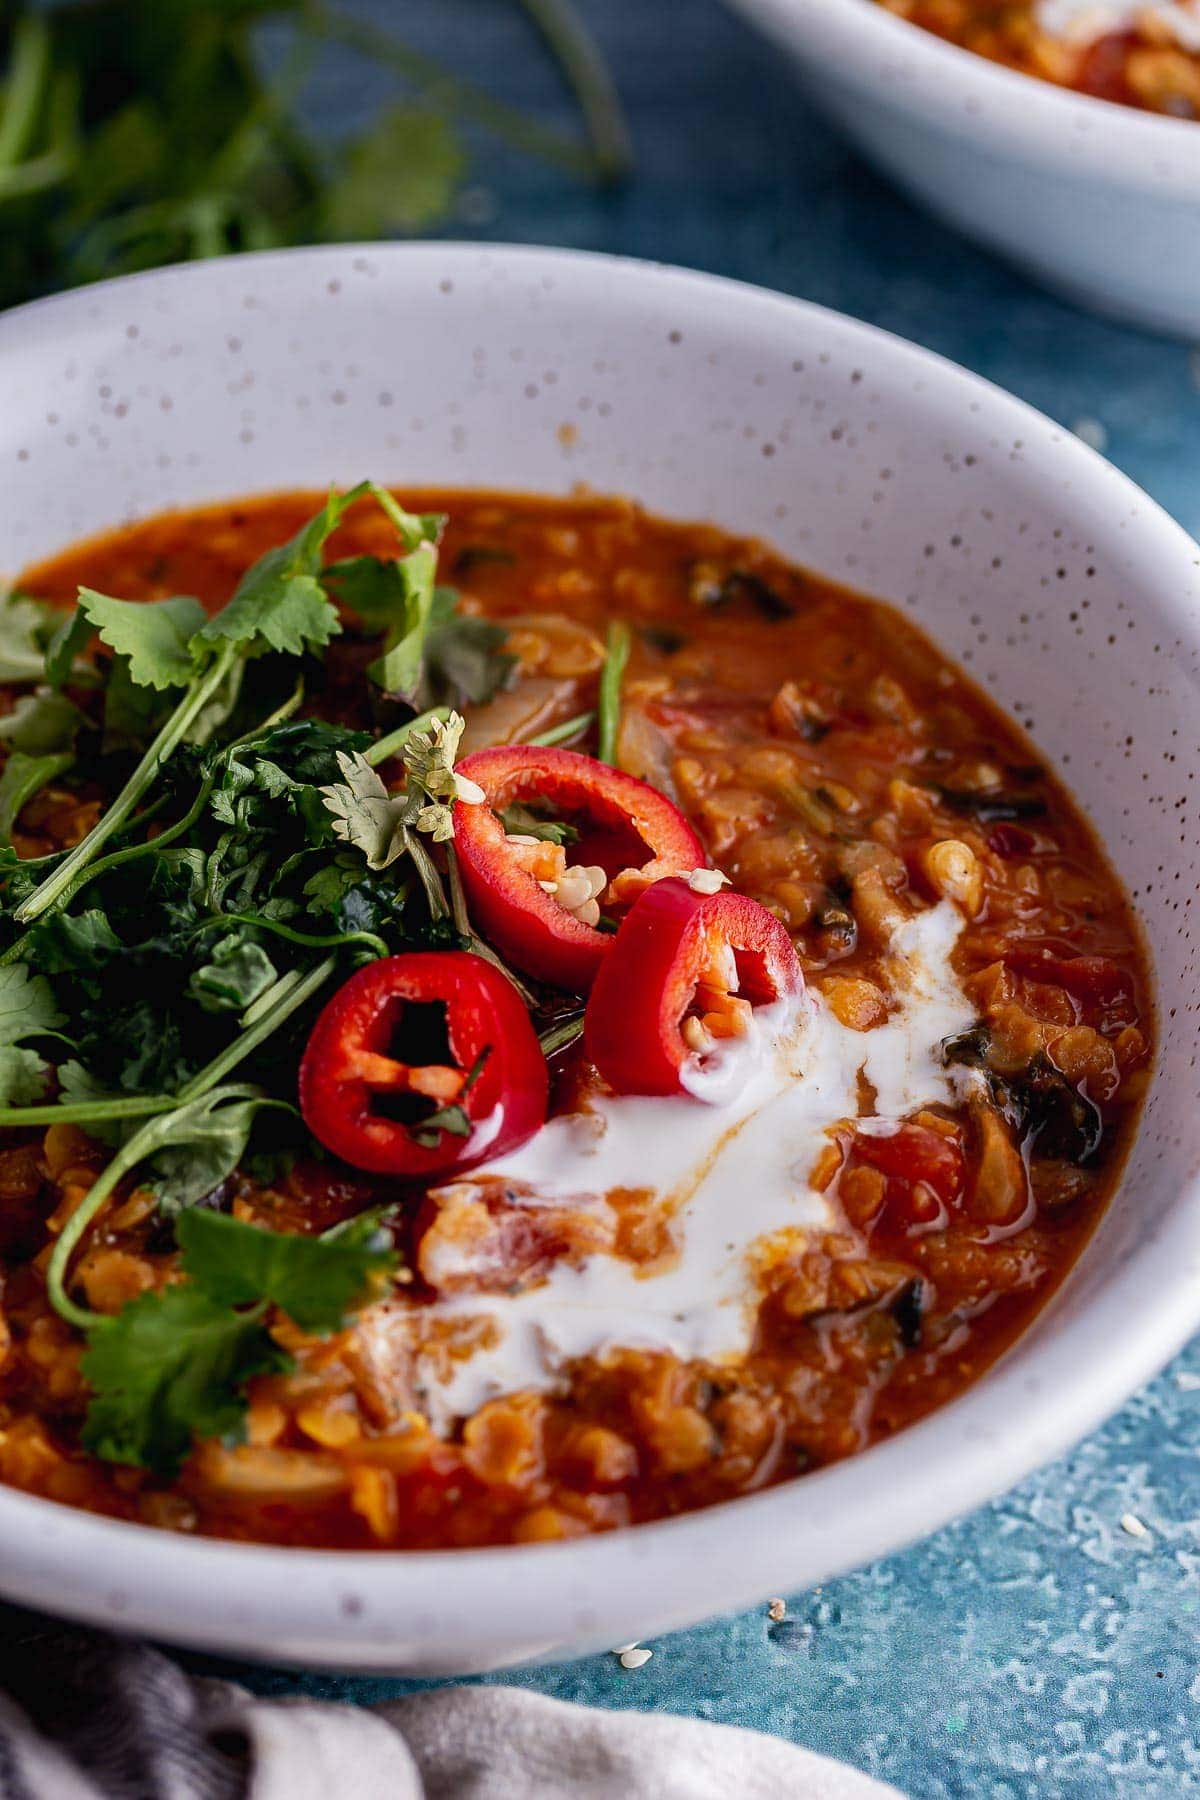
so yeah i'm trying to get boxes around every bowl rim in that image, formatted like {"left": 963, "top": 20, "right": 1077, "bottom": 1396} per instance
{"left": 0, "top": 240, "right": 1197, "bottom": 1668}
{"left": 730, "top": 0, "right": 1199, "bottom": 184}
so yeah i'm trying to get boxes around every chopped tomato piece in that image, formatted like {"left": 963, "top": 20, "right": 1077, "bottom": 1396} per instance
{"left": 1005, "top": 944, "right": 1133, "bottom": 1006}
{"left": 299, "top": 953, "right": 547, "bottom": 1178}
{"left": 846, "top": 1122, "right": 965, "bottom": 1228}
{"left": 451, "top": 745, "right": 705, "bottom": 992}
{"left": 585, "top": 876, "right": 803, "bottom": 1096}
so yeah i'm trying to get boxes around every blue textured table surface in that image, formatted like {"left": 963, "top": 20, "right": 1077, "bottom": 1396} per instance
{"left": 184, "top": 3, "right": 1200, "bottom": 1794}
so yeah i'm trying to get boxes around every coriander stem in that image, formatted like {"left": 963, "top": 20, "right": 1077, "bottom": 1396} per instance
{"left": 538, "top": 1012, "right": 584, "bottom": 1056}
{"left": 0, "top": 1094, "right": 172, "bottom": 1130}
{"left": 597, "top": 621, "right": 630, "bottom": 767}
{"left": 0, "top": 14, "right": 50, "bottom": 171}
{"left": 366, "top": 706, "right": 451, "bottom": 768}
{"left": 446, "top": 842, "right": 472, "bottom": 942}
{"left": 527, "top": 710, "right": 594, "bottom": 748}
{"left": 517, "top": 0, "right": 632, "bottom": 182}
{"left": 192, "top": 912, "right": 388, "bottom": 961}
{"left": 46, "top": 1137, "right": 145, "bottom": 1330}
{"left": 304, "top": 4, "right": 597, "bottom": 179}
{"left": 446, "top": 844, "right": 537, "bottom": 1005}
{"left": 14, "top": 644, "right": 240, "bottom": 924}
{"left": 406, "top": 834, "right": 449, "bottom": 920}
{"left": 40, "top": 682, "right": 308, "bottom": 922}
{"left": 175, "top": 956, "right": 336, "bottom": 1102}
{"left": 45, "top": 1083, "right": 268, "bottom": 1331}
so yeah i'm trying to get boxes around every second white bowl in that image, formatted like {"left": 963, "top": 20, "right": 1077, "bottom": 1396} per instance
{"left": 730, "top": 0, "right": 1200, "bottom": 338}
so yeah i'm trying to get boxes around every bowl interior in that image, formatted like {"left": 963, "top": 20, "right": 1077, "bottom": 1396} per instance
{"left": 0, "top": 245, "right": 1197, "bottom": 1668}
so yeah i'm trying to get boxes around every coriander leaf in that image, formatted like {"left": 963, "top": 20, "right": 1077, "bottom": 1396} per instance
{"left": 423, "top": 598, "right": 517, "bottom": 709}
{"left": 319, "top": 750, "right": 408, "bottom": 869}
{"left": 177, "top": 1207, "right": 397, "bottom": 1334}
{"left": 77, "top": 590, "right": 207, "bottom": 691}
{"left": 81, "top": 1287, "right": 289, "bottom": 1477}
{"left": 105, "top": 1088, "right": 294, "bottom": 1218}
{"left": 0, "top": 962, "right": 64, "bottom": 1045}
{"left": 408, "top": 1048, "right": 489, "bottom": 1148}
{"left": 355, "top": 544, "right": 439, "bottom": 698}
{"left": 57, "top": 1059, "right": 120, "bottom": 1121}
{"left": 44, "top": 607, "right": 95, "bottom": 691}
{"left": 0, "top": 591, "right": 62, "bottom": 685}
{"left": 323, "top": 554, "right": 411, "bottom": 625}
{"left": 26, "top": 908, "right": 123, "bottom": 977}
{"left": 198, "top": 487, "right": 370, "bottom": 657}
{"left": 302, "top": 855, "right": 365, "bottom": 916}
{"left": 187, "top": 938, "right": 278, "bottom": 1016}
{"left": 101, "top": 653, "right": 170, "bottom": 749}
{"left": 400, "top": 709, "right": 476, "bottom": 843}
{"left": 147, "top": 1093, "right": 287, "bottom": 1216}
{"left": 498, "top": 804, "right": 579, "bottom": 847}
{"left": 247, "top": 758, "right": 296, "bottom": 799}
{"left": 0, "top": 749, "right": 73, "bottom": 843}
{"left": 0, "top": 1046, "right": 52, "bottom": 1106}
{"left": 248, "top": 718, "right": 373, "bottom": 787}
{"left": 322, "top": 107, "right": 466, "bottom": 237}
{"left": 0, "top": 689, "right": 86, "bottom": 755}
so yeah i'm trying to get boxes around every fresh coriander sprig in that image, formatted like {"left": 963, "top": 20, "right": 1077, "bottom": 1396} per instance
{"left": 12, "top": 484, "right": 430, "bottom": 925}
{"left": 0, "top": 4, "right": 631, "bottom": 310}
{"left": 47, "top": 1083, "right": 286, "bottom": 1330}
{"left": 14, "top": 641, "right": 242, "bottom": 923}
{"left": 80, "top": 1206, "right": 398, "bottom": 1477}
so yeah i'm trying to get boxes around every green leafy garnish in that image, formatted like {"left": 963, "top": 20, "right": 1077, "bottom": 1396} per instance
{"left": 79, "top": 1206, "right": 396, "bottom": 1477}
{"left": 319, "top": 749, "right": 409, "bottom": 870}
{"left": 80, "top": 1286, "right": 290, "bottom": 1477}
{"left": 187, "top": 936, "right": 278, "bottom": 1016}
{"left": 0, "top": 689, "right": 86, "bottom": 754}
{"left": 408, "top": 1047, "right": 489, "bottom": 1148}
{"left": 0, "top": 591, "right": 63, "bottom": 685}
{"left": 0, "top": 960, "right": 65, "bottom": 1105}
{"left": 198, "top": 490, "right": 364, "bottom": 659}
{"left": 12, "top": 484, "right": 431, "bottom": 925}
{"left": 0, "top": 4, "right": 629, "bottom": 311}
{"left": 75, "top": 590, "right": 208, "bottom": 691}
{"left": 176, "top": 1207, "right": 396, "bottom": 1334}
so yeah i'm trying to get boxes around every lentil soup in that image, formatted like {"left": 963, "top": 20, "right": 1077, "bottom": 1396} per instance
{"left": 0, "top": 489, "right": 1151, "bottom": 1550}
{"left": 875, "top": 0, "right": 1200, "bottom": 115}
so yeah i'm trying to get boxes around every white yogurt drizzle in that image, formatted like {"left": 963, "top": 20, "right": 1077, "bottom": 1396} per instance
{"left": 1036, "top": 0, "right": 1200, "bottom": 52}
{"left": 371, "top": 899, "right": 980, "bottom": 1426}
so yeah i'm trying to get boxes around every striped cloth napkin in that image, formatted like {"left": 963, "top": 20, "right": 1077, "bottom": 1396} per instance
{"left": 0, "top": 1605, "right": 906, "bottom": 1799}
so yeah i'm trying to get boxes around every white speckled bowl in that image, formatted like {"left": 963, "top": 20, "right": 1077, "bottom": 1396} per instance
{"left": 0, "top": 245, "right": 1195, "bottom": 1674}
{"left": 729, "top": 0, "right": 1200, "bottom": 338}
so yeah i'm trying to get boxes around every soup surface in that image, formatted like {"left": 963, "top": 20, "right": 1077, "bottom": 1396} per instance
{"left": 878, "top": 0, "right": 1200, "bottom": 115}
{"left": 0, "top": 489, "right": 1150, "bottom": 1549}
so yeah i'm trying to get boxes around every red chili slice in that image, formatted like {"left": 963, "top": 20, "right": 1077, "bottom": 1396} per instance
{"left": 585, "top": 876, "right": 803, "bottom": 1096}
{"left": 299, "top": 952, "right": 548, "bottom": 1178}
{"left": 452, "top": 745, "right": 705, "bottom": 992}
